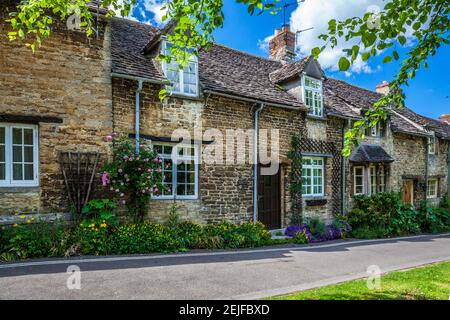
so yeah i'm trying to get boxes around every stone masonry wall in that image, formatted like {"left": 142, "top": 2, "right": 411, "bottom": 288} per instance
{"left": 112, "top": 78, "right": 310, "bottom": 225}
{"left": 0, "top": 7, "right": 112, "bottom": 215}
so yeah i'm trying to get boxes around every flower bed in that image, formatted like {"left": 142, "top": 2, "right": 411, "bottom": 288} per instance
{"left": 285, "top": 218, "right": 351, "bottom": 243}
{"left": 0, "top": 219, "right": 272, "bottom": 261}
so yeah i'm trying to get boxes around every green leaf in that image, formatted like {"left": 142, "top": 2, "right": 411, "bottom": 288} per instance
{"left": 338, "top": 57, "right": 350, "bottom": 71}
{"left": 361, "top": 52, "right": 370, "bottom": 61}
{"left": 398, "top": 35, "right": 407, "bottom": 45}
{"left": 311, "top": 47, "right": 321, "bottom": 59}
{"left": 393, "top": 51, "right": 399, "bottom": 60}
{"left": 383, "top": 55, "right": 392, "bottom": 63}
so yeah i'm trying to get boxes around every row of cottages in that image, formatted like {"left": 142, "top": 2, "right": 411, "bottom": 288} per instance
{"left": 1, "top": 3, "right": 449, "bottom": 228}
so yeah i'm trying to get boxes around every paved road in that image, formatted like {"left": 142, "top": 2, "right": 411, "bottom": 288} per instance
{"left": 1, "top": 234, "right": 449, "bottom": 300}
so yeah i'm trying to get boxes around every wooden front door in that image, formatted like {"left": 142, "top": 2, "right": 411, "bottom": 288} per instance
{"left": 402, "top": 180, "right": 414, "bottom": 205}
{"left": 258, "top": 168, "right": 281, "bottom": 229}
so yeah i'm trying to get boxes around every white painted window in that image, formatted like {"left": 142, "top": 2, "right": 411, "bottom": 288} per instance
{"left": 427, "top": 179, "right": 438, "bottom": 198}
{"left": 0, "top": 124, "right": 39, "bottom": 187}
{"left": 354, "top": 166, "right": 365, "bottom": 195}
{"left": 428, "top": 135, "right": 436, "bottom": 154}
{"left": 369, "top": 165, "right": 386, "bottom": 195}
{"left": 162, "top": 41, "right": 199, "bottom": 97}
{"left": 302, "top": 157, "right": 324, "bottom": 196}
{"left": 378, "top": 166, "right": 385, "bottom": 193}
{"left": 303, "top": 76, "right": 323, "bottom": 117}
{"left": 153, "top": 143, "right": 199, "bottom": 200}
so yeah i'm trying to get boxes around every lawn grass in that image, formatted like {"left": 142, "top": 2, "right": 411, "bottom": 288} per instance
{"left": 268, "top": 261, "right": 450, "bottom": 300}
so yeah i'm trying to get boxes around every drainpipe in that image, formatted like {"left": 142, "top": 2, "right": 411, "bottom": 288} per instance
{"left": 135, "top": 80, "right": 144, "bottom": 154}
{"left": 253, "top": 103, "right": 265, "bottom": 224}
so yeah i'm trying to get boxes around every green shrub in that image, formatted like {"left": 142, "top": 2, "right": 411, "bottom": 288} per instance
{"left": 109, "top": 222, "right": 181, "bottom": 254}
{"left": 292, "top": 231, "right": 309, "bottom": 244}
{"left": 70, "top": 222, "right": 111, "bottom": 256}
{"left": 304, "top": 216, "right": 326, "bottom": 237}
{"left": 439, "top": 194, "right": 450, "bottom": 210}
{"left": 348, "top": 192, "right": 402, "bottom": 229}
{"left": 388, "top": 205, "right": 421, "bottom": 236}
{"left": 1, "top": 220, "right": 68, "bottom": 260}
{"left": 350, "top": 226, "right": 390, "bottom": 239}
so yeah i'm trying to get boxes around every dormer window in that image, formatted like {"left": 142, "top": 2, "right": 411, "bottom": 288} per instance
{"left": 303, "top": 76, "right": 323, "bottom": 117}
{"left": 162, "top": 41, "right": 199, "bottom": 97}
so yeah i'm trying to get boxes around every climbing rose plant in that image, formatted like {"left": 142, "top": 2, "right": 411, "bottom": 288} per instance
{"left": 102, "top": 135, "right": 164, "bottom": 223}
{"left": 288, "top": 134, "right": 303, "bottom": 225}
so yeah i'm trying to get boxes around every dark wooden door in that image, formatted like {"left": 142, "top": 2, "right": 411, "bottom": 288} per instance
{"left": 258, "top": 168, "right": 281, "bottom": 229}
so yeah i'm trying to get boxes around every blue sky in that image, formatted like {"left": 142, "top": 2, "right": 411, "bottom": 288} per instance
{"left": 129, "top": 0, "right": 449, "bottom": 119}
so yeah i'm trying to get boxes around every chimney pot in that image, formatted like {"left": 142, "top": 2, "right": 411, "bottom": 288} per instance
{"left": 439, "top": 114, "right": 450, "bottom": 124}
{"left": 376, "top": 81, "right": 390, "bottom": 94}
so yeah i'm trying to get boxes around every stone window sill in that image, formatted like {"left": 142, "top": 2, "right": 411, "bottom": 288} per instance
{"left": 305, "top": 197, "right": 328, "bottom": 206}
{"left": 0, "top": 187, "right": 40, "bottom": 193}
{"left": 306, "top": 115, "right": 328, "bottom": 121}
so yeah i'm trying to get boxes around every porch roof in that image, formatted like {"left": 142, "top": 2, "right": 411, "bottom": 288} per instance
{"left": 349, "top": 144, "right": 394, "bottom": 163}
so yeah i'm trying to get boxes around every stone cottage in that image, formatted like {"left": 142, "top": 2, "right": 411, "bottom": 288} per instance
{"left": 1, "top": 3, "right": 449, "bottom": 227}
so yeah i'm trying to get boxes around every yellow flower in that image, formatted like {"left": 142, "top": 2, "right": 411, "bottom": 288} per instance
{"left": 12, "top": 224, "right": 18, "bottom": 228}
{"left": 100, "top": 223, "right": 107, "bottom": 228}
{"left": 79, "top": 223, "right": 83, "bottom": 227}
{"left": 19, "top": 215, "right": 26, "bottom": 219}
{"left": 26, "top": 220, "right": 31, "bottom": 223}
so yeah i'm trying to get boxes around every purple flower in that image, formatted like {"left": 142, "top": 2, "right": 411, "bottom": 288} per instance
{"left": 101, "top": 172, "right": 110, "bottom": 186}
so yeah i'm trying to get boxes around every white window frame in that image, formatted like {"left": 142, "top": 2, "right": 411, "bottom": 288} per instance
{"left": 428, "top": 135, "right": 436, "bottom": 155}
{"left": 353, "top": 166, "right": 365, "bottom": 195}
{"left": 302, "top": 156, "right": 325, "bottom": 197}
{"left": 0, "top": 123, "right": 39, "bottom": 187}
{"left": 161, "top": 40, "right": 199, "bottom": 97}
{"left": 152, "top": 142, "right": 199, "bottom": 200}
{"left": 303, "top": 76, "right": 323, "bottom": 117}
{"left": 427, "top": 178, "right": 438, "bottom": 199}
{"left": 370, "top": 123, "right": 381, "bottom": 137}
{"left": 370, "top": 166, "right": 377, "bottom": 195}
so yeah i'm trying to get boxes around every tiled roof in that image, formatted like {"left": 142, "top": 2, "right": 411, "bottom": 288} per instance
{"left": 349, "top": 145, "right": 394, "bottom": 163}
{"left": 269, "top": 56, "right": 310, "bottom": 84}
{"left": 198, "top": 44, "right": 303, "bottom": 107}
{"left": 111, "top": 18, "right": 303, "bottom": 107}
{"left": 110, "top": 18, "right": 165, "bottom": 81}
{"left": 110, "top": 18, "right": 448, "bottom": 139}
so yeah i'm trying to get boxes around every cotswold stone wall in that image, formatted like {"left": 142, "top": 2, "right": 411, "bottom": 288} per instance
{"left": 301, "top": 117, "right": 344, "bottom": 221}
{"left": 344, "top": 119, "right": 449, "bottom": 211}
{"left": 112, "top": 78, "right": 310, "bottom": 224}
{"left": 0, "top": 8, "right": 112, "bottom": 215}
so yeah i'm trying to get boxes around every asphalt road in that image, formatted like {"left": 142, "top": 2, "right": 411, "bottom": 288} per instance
{"left": 1, "top": 234, "right": 449, "bottom": 300}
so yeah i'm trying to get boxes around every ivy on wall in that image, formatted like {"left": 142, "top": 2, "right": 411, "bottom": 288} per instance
{"left": 288, "top": 134, "right": 303, "bottom": 225}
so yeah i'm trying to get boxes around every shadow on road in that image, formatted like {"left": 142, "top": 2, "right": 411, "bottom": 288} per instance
{"left": 0, "top": 234, "right": 448, "bottom": 278}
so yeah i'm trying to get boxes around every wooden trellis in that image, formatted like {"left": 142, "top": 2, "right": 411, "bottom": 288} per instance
{"left": 59, "top": 151, "right": 100, "bottom": 220}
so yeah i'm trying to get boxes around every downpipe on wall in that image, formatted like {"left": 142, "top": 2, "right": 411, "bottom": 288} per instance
{"left": 135, "top": 80, "right": 144, "bottom": 154}
{"left": 253, "top": 103, "right": 265, "bottom": 224}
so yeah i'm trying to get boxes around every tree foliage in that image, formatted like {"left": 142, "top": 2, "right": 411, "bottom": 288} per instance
{"left": 312, "top": 0, "right": 449, "bottom": 155}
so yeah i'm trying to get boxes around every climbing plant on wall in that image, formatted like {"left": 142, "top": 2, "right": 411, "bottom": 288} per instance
{"left": 288, "top": 134, "right": 303, "bottom": 225}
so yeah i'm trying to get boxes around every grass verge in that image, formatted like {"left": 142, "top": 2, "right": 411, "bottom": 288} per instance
{"left": 268, "top": 261, "right": 450, "bottom": 300}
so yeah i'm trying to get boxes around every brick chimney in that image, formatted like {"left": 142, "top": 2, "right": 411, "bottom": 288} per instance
{"left": 376, "top": 81, "right": 390, "bottom": 94}
{"left": 269, "top": 25, "right": 296, "bottom": 64}
{"left": 439, "top": 114, "right": 450, "bottom": 125}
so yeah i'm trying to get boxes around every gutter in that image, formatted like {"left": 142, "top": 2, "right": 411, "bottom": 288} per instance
{"left": 111, "top": 72, "right": 165, "bottom": 85}
{"left": 253, "top": 103, "right": 266, "bottom": 224}
{"left": 203, "top": 90, "right": 307, "bottom": 111}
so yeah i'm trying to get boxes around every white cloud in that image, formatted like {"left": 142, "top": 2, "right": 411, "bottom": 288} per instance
{"left": 143, "top": 0, "right": 167, "bottom": 26}
{"left": 289, "top": 0, "right": 388, "bottom": 75}
{"left": 257, "top": 34, "right": 274, "bottom": 52}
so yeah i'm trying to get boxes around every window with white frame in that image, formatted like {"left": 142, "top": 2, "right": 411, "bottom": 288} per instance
{"left": 162, "top": 41, "right": 199, "bottom": 97}
{"left": 302, "top": 157, "right": 324, "bottom": 196}
{"left": 153, "top": 143, "right": 199, "bottom": 199}
{"left": 369, "top": 165, "right": 386, "bottom": 195}
{"left": 428, "top": 135, "right": 436, "bottom": 154}
{"left": 0, "top": 124, "right": 39, "bottom": 187}
{"left": 354, "top": 166, "right": 365, "bottom": 195}
{"left": 303, "top": 76, "right": 323, "bottom": 117}
{"left": 427, "top": 179, "right": 438, "bottom": 198}
{"left": 369, "top": 122, "right": 382, "bottom": 137}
